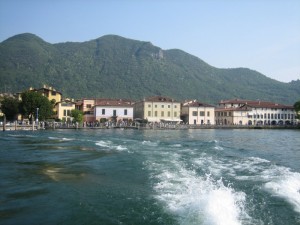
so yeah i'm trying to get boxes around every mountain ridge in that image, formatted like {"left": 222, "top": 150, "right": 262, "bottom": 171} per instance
{"left": 0, "top": 33, "right": 299, "bottom": 104}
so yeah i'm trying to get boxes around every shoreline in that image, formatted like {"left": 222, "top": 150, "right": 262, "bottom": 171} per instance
{"left": 2, "top": 124, "right": 300, "bottom": 131}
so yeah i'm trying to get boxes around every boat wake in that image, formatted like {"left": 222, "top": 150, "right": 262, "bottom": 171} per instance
{"left": 143, "top": 141, "right": 250, "bottom": 225}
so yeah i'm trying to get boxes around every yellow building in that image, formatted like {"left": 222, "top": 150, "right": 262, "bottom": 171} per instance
{"left": 134, "top": 96, "right": 181, "bottom": 123}
{"left": 55, "top": 99, "right": 76, "bottom": 121}
{"left": 34, "top": 85, "right": 62, "bottom": 103}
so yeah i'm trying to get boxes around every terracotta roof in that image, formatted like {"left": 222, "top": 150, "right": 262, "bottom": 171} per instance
{"left": 244, "top": 102, "right": 294, "bottom": 109}
{"left": 37, "top": 87, "right": 62, "bottom": 95}
{"left": 219, "top": 99, "right": 294, "bottom": 109}
{"left": 55, "top": 99, "right": 76, "bottom": 104}
{"left": 215, "top": 107, "right": 250, "bottom": 112}
{"left": 219, "top": 99, "right": 254, "bottom": 104}
{"left": 95, "top": 98, "right": 133, "bottom": 104}
{"left": 144, "top": 96, "right": 177, "bottom": 102}
{"left": 183, "top": 100, "right": 214, "bottom": 108}
{"left": 95, "top": 99, "right": 134, "bottom": 107}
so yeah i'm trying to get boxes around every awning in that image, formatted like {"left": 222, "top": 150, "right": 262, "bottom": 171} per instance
{"left": 160, "top": 118, "right": 182, "bottom": 122}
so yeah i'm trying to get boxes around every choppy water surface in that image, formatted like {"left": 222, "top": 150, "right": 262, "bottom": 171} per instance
{"left": 0, "top": 129, "right": 300, "bottom": 225}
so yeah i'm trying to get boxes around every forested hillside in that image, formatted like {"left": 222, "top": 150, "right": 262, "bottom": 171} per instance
{"left": 0, "top": 33, "right": 299, "bottom": 104}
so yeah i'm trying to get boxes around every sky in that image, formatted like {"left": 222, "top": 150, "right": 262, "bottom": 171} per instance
{"left": 0, "top": 0, "right": 299, "bottom": 83}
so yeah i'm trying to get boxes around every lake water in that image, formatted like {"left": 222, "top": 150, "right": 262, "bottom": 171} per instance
{"left": 0, "top": 129, "right": 300, "bottom": 225}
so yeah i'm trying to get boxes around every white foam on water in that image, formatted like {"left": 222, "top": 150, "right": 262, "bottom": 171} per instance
{"left": 194, "top": 155, "right": 271, "bottom": 180}
{"left": 151, "top": 158, "right": 248, "bottom": 225}
{"left": 214, "top": 146, "right": 224, "bottom": 151}
{"left": 8, "top": 134, "right": 36, "bottom": 138}
{"left": 95, "top": 140, "right": 127, "bottom": 151}
{"left": 48, "top": 136, "right": 74, "bottom": 141}
{"left": 194, "top": 152, "right": 300, "bottom": 215}
{"left": 203, "top": 178, "right": 247, "bottom": 225}
{"left": 172, "top": 144, "right": 182, "bottom": 148}
{"left": 263, "top": 167, "right": 300, "bottom": 213}
{"left": 115, "top": 145, "right": 127, "bottom": 151}
{"left": 95, "top": 140, "right": 112, "bottom": 148}
{"left": 142, "top": 140, "right": 159, "bottom": 147}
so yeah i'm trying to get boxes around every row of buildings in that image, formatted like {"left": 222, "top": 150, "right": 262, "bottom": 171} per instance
{"left": 2, "top": 85, "right": 298, "bottom": 126}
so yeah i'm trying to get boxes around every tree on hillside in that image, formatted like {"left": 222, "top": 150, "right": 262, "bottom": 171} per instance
{"left": 294, "top": 100, "right": 300, "bottom": 119}
{"left": 19, "top": 91, "right": 54, "bottom": 122}
{"left": 0, "top": 97, "right": 20, "bottom": 121}
{"left": 71, "top": 109, "right": 83, "bottom": 124}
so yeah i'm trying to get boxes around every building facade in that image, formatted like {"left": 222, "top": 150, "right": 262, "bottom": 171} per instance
{"left": 31, "top": 85, "right": 62, "bottom": 103}
{"left": 134, "top": 96, "right": 181, "bottom": 123}
{"left": 181, "top": 100, "right": 215, "bottom": 125}
{"left": 76, "top": 99, "right": 95, "bottom": 122}
{"left": 216, "top": 99, "right": 297, "bottom": 125}
{"left": 94, "top": 99, "right": 134, "bottom": 123}
{"left": 55, "top": 99, "right": 76, "bottom": 121}
{"left": 215, "top": 108, "right": 250, "bottom": 125}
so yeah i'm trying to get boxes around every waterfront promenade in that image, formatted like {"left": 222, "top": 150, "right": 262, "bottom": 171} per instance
{"left": 2, "top": 122, "right": 299, "bottom": 131}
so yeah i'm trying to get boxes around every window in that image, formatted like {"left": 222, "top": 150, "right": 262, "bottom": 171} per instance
{"left": 148, "top": 104, "right": 151, "bottom": 108}
{"left": 148, "top": 111, "right": 151, "bottom": 116}
{"left": 87, "top": 104, "right": 92, "bottom": 109}
{"left": 168, "top": 105, "right": 171, "bottom": 108}
{"left": 155, "top": 111, "right": 157, "bottom": 117}
{"left": 174, "top": 105, "right": 177, "bottom": 108}
{"left": 51, "top": 91, "right": 56, "bottom": 96}
{"left": 174, "top": 112, "right": 177, "bottom": 117}
{"left": 113, "top": 110, "right": 117, "bottom": 117}
{"left": 64, "top": 110, "right": 66, "bottom": 116}
{"left": 161, "top": 111, "right": 164, "bottom": 117}
{"left": 200, "top": 111, "right": 205, "bottom": 116}
{"left": 155, "top": 105, "right": 157, "bottom": 108}
{"left": 168, "top": 111, "right": 171, "bottom": 117}
{"left": 192, "top": 111, "right": 197, "bottom": 116}
{"left": 124, "top": 109, "right": 127, "bottom": 115}
{"left": 161, "top": 105, "right": 164, "bottom": 108}
{"left": 102, "top": 109, "right": 105, "bottom": 115}
{"left": 207, "top": 111, "right": 210, "bottom": 117}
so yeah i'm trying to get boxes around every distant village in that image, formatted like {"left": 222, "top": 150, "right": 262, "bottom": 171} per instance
{"left": 0, "top": 85, "right": 298, "bottom": 129}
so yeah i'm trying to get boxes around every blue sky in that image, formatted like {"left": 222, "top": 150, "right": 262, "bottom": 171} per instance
{"left": 1, "top": 0, "right": 299, "bottom": 83}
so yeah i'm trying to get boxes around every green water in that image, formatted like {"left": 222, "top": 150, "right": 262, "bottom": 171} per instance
{"left": 0, "top": 129, "right": 300, "bottom": 225}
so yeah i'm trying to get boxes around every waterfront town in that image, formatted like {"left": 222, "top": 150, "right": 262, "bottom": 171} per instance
{"left": 0, "top": 85, "right": 298, "bottom": 129}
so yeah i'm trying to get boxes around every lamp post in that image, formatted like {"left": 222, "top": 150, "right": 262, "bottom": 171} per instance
{"left": 36, "top": 108, "right": 39, "bottom": 129}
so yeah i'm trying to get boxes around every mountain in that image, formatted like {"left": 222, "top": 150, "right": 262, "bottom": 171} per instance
{"left": 0, "top": 33, "right": 299, "bottom": 105}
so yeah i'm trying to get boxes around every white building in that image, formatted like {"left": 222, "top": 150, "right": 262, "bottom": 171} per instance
{"left": 181, "top": 100, "right": 215, "bottom": 125}
{"left": 94, "top": 99, "right": 134, "bottom": 123}
{"left": 216, "top": 99, "right": 297, "bottom": 125}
